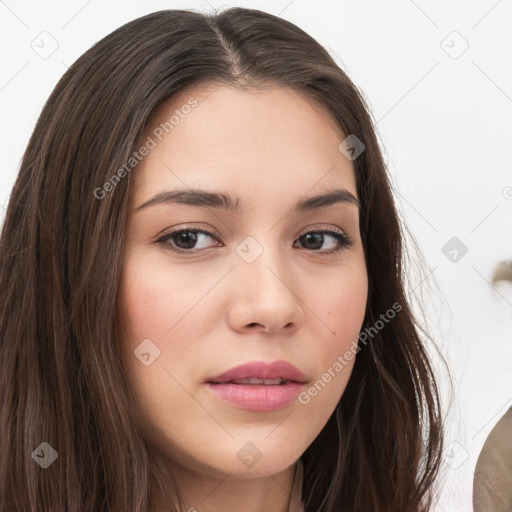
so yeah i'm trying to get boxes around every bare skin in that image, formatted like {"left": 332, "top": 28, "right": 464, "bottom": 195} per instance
{"left": 118, "top": 83, "right": 368, "bottom": 512}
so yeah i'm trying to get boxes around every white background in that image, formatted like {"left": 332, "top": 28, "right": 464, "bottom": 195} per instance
{"left": 1, "top": 1, "right": 511, "bottom": 510}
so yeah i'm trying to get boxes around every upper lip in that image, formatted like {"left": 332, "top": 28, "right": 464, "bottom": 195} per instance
{"left": 205, "top": 360, "right": 307, "bottom": 384}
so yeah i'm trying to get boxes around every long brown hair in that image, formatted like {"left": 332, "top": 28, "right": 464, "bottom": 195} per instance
{"left": 0, "top": 7, "right": 449, "bottom": 511}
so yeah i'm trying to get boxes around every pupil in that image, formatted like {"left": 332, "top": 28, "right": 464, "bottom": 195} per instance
{"left": 176, "top": 231, "right": 197, "bottom": 249}
{"left": 303, "top": 233, "right": 323, "bottom": 250}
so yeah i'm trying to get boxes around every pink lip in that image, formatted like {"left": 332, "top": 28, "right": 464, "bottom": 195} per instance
{"left": 205, "top": 360, "right": 307, "bottom": 384}
{"left": 204, "top": 360, "right": 307, "bottom": 412}
{"left": 205, "top": 381, "right": 305, "bottom": 411}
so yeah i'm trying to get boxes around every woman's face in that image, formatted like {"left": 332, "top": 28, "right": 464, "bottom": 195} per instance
{"left": 118, "top": 83, "right": 368, "bottom": 481}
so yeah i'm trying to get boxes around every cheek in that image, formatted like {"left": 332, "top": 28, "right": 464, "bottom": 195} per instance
{"left": 306, "top": 263, "right": 368, "bottom": 400}
{"left": 117, "top": 252, "right": 213, "bottom": 386}
{"left": 318, "top": 261, "right": 368, "bottom": 345}
{"left": 118, "top": 251, "right": 191, "bottom": 341}
{"left": 116, "top": 254, "right": 179, "bottom": 397}
{"left": 117, "top": 255, "right": 194, "bottom": 426}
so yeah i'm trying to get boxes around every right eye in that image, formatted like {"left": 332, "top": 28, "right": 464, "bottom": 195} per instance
{"left": 155, "top": 226, "right": 222, "bottom": 254}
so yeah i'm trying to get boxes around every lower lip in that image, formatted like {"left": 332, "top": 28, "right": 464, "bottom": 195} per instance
{"left": 205, "top": 382, "right": 305, "bottom": 411}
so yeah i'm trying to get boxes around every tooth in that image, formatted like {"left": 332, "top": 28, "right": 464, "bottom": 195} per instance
{"left": 230, "top": 378, "right": 284, "bottom": 385}
{"left": 231, "top": 378, "right": 260, "bottom": 384}
{"left": 264, "top": 378, "right": 283, "bottom": 385}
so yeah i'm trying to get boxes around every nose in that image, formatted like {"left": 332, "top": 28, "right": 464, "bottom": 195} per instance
{"left": 227, "top": 240, "right": 305, "bottom": 335}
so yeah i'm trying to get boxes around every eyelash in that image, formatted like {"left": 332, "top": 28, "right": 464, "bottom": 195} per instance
{"left": 154, "top": 224, "right": 353, "bottom": 255}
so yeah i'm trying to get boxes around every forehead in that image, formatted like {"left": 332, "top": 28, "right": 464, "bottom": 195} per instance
{"left": 132, "top": 83, "right": 357, "bottom": 209}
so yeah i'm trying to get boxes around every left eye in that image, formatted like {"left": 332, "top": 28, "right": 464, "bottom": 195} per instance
{"left": 295, "top": 231, "right": 352, "bottom": 253}
{"left": 155, "top": 227, "right": 352, "bottom": 254}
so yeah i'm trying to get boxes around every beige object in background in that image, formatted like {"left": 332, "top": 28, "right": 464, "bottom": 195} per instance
{"left": 472, "top": 259, "right": 512, "bottom": 512}
{"left": 491, "top": 260, "right": 512, "bottom": 287}
{"left": 473, "top": 406, "right": 512, "bottom": 512}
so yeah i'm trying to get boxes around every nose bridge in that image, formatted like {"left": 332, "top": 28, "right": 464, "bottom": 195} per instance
{"left": 235, "top": 233, "right": 290, "bottom": 292}
{"left": 230, "top": 232, "right": 304, "bottom": 331}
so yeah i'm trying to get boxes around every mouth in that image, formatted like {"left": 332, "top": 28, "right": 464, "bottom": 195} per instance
{"left": 207, "top": 377, "right": 300, "bottom": 386}
{"left": 203, "top": 360, "right": 307, "bottom": 411}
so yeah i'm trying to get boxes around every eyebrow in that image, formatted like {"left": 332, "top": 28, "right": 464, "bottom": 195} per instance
{"left": 135, "top": 187, "right": 360, "bottom": 213}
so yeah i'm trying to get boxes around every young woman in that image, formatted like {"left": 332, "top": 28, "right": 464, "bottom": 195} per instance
{"left": 0, "top": 7, "right": 447, "bottom": 512}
